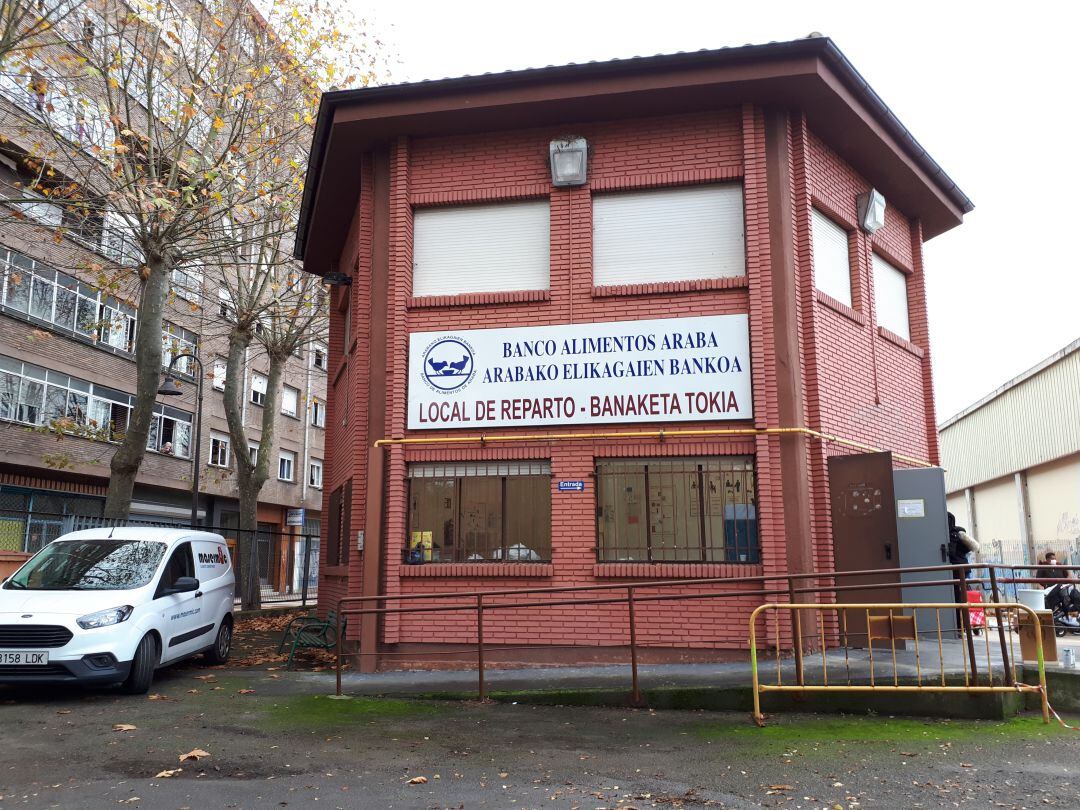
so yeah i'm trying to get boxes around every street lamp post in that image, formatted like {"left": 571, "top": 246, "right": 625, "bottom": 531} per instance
{"left": 158, "top": 353, "right": 204, "bottom": 528}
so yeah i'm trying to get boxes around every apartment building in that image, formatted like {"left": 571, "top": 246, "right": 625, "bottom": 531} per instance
{"left": 0, "top": 0, "right": 325, "bottom": 597}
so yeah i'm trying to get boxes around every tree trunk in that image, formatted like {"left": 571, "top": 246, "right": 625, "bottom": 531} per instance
{"left": 103, "top": 258, "right": 171, "bottom": 519}
{"left": 222, "top": 328, "right": 286, "bottom": 610}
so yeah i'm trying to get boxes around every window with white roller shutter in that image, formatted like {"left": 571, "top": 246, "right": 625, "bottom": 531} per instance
{"left": 811, "top": 208, "right": 852, "bottom": 307}
{"left": 250, "top": 372, "right": 267, "bottom": 406}
{"left": 592, "top": 184, "right": 745, "bottom": 286}
{"left": 412, "top": 200, "right": 550, "bottom": 297}
{"left": 873, "top": 254, "right": 911, "bottom": 341}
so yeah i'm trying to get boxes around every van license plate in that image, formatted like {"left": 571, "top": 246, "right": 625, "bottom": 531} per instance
{"left": 0, "top": 651, "right": 49, "bottom": 665}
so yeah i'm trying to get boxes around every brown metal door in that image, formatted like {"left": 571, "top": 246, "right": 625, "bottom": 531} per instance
{"left": 828, "top": 452, "right": 900, "bottom": 647}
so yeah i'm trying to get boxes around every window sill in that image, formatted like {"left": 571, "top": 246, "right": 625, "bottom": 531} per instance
{"left": 814, "top": 290, "right": 867, "bottom": 325}
{"left": 877, "top": 326, "right": 924, "bottom": 358}
{"left": 408, "top": 289, "right": 550, "bottom": 309}
{"left": 592, "top": 276, "right": 748, "bottom": 298}
{"left": 400, "top": 563, "right": 554, "bottom": 578}
{"left": 593, "top": 562, "right": 763, "bottom": 579}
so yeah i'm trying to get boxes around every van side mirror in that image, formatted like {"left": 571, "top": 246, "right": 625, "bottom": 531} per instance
{"left": 165, "top": 576, "right": 200, "bottom": 595}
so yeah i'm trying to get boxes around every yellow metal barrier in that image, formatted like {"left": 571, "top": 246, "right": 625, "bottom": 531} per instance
{"left": 749, "top": 603, "right": 1050, "bottom": 727}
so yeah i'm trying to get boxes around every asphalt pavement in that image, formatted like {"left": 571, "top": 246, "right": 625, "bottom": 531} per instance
{"left": 1, "top": 661, "right": 1078, "bottom": 809}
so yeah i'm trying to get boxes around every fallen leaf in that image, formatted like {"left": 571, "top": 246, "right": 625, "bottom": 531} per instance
{"left": 179, "top": 749, "right": 211, "bottom": 762}
{"left": 407, "top": 776, "right": 428, "bottom": 784}
{"left": 118, "top": 798, "right": 140, "bottom": 804}
{"left": 113, "top": 724, "right": 138, "bottom": 732}
{"left": 154, "top": 769, "right": 182, "bottom": 778}
{"left": 56, "top": 709, "right": 71, "bottom": 715}
{"left": 193, "top": 675, "right": 216, "bottom": 681}
{"left": 767, "top": 785, "right": 794, "bottom": 791}
{"left": 186, "top": 689, "right": 199, "bottom": 694}
{"left": 147, "top": 694, "right": 168, "bottom": 701}
{"left": 237, "top": 689, "right": 256, "bottom": 695}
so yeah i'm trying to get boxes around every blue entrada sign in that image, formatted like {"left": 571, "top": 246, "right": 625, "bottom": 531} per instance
{"left": 558, "top": 481, "right": 585, "bottom": 492}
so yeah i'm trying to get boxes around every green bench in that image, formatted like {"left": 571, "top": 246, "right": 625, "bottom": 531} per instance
{"left": 277, "top": 610, "right": 341, "bottom": 668}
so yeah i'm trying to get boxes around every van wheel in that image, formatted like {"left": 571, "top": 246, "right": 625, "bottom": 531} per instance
{"left": 204, "top": 617, "right": 232, "bottom": 665}
{"left": 120, "top": 634, "right": 158, "bottom": 695}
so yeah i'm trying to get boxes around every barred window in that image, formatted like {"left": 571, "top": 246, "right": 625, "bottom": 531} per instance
{"left": 596, "top": 456, "right": 758, "bottom": 563}
{"left": 407, "top": 461, "right": 551, "bottom": 563}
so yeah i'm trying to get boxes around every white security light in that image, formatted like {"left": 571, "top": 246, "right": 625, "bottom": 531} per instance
{"left": 856, "top": 189, "right": 887, "bottom": 234}
{"left": 549, "top": 137, "right": 588, "bottom": 186}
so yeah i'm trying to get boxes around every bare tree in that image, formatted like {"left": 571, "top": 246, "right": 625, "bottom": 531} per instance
{"left": 0, "top": 0, "right": 380, "bottom": 518}
{"left": 215, "top": 253, "right": 326, "bottom": 608}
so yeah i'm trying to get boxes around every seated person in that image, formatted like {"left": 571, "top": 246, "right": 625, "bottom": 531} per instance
{"left": 1036, "top": 551, "right": 1080, "bottom": 625}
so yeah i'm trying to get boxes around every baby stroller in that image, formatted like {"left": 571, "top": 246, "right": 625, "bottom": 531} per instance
{"left": 1045, "top": 584, "right": 1080, "bottom": 637}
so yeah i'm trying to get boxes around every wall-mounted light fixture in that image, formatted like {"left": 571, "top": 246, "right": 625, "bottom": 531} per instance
{"left": 549, "top": 137, "right": 588, "bottom": 187}
{"left": 324, "top": 270, "right": 352, "bottom": 286}
{"left": 856, "top": 189, "right": 887, "bottom": 234}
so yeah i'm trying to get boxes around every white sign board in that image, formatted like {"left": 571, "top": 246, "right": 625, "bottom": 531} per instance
{"left": 407, "top": 314, "right": 752, "bottom": 430}
{"left": 896, "top": 498, "right": 926, "bottom": 519}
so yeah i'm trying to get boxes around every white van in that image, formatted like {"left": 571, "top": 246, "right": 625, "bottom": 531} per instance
{"left": 0, "top": 528, "right": 234, "bottom": 693}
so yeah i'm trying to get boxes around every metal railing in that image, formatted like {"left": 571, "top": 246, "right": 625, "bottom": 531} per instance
{"left": 748, "top": 602, "right": 1051, "bottom": 726}
{"left": 332, "top": 561, "right": 1079, "bottom": 701}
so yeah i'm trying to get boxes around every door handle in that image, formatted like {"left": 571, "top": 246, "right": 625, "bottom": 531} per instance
{"left": 884, "top": 543, "right": 893, "bottom": 561}
{"left": 195, "top": 591, "right": 203, "bottom": 598}
{"left": 940, "top": 543, "right": 948, "bottom": 563}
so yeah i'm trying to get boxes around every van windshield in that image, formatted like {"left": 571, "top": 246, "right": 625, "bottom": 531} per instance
{"left": 4, "top": 540, "right": 167, "bottom": 591}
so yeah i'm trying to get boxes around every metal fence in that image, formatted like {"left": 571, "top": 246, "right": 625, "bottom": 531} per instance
{"left": 0, "top": 508, "right": 318, "bottom": 607}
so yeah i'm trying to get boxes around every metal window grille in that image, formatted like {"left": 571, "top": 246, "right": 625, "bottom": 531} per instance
{"left": 406, "top": 461, "right": 551, "bottom": 563}
{"left": 596, "top": 456, "right": 759, "bottom": 563}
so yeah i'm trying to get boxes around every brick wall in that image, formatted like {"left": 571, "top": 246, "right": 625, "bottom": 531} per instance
{"left": 320, "top": 105, "right": 939, "bottom": 655}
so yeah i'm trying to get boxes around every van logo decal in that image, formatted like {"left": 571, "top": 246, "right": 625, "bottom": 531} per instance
{"left": 197, "top": 546, "right": 227, "bottom": 565}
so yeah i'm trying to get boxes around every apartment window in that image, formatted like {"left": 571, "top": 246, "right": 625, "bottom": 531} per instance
{"left": 873, "top": 254, "right": 911, "bottom": 341}
{"left": 161, "top": 322, "right": 198, "bottom": 376}
{"left": 172, "top": 265, "right": 203, "bottom": 303}
{"left": 596, "top": 457, "right": 759, "bottom": 563}
{"left": 310, "top": 398, "right": 326, "bottom": 428}
{"left": 146, "top": 404, "right": 193, "bottom": 458}
{"left": 309, "top": 458, "right": 323, "bottom": 489}
{"left": 217, "top": 287, "right": 233, "bottom": 320}
{"left": 248, "top": 443, "right": 259, "bottom": 466}
{"left": 209, "top": 432, "right": 230, "bottom": 467}
{"left": 212, "top": 358, "right": 227, "bottom": 391}
{"left": 811, "top": 208, "right": 853, "bottom": 307}
{"left": 250, "top": 373, "right": 267, "bottom": 406}
{"left": 278, "top": 450, "right": 296, "bottom": 482}
{"left": 281, "top": 385, "right": 299, "bottom": 418}
{"left": 407, "top": 461, "right": 551, "bottom": 563}
{"left": 412, "top": 200, "right": 550, "bottom": 297}
{"left": 592, "top": 184, "right": 745, "bottom": 286}
{"left": 311, "top": 344, "right": 328, "bottom": 371}
{"left": 0, "top": 249, "right": 136, "bottom": 353}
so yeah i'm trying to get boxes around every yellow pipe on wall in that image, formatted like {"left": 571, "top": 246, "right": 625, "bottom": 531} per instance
{"left": 373, "top": 425, "right": 935, "bottom": 468}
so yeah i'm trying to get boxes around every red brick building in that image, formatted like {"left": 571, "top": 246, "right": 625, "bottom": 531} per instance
{"left": 296, "top": 37, "right": 971, "bottom": 669}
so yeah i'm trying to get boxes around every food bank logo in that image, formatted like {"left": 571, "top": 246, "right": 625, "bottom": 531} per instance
{"left": 422, "top": 337, "right": 476, "bottom": 393}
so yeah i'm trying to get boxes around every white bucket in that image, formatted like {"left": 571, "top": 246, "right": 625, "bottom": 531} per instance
{"left": 1017, "top": 589, "right": 1046, "bottom": 612}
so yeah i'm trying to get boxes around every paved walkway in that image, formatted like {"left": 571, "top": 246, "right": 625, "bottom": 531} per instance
{"left": 304, "top": 630, "right": 1080, "bottom": 697}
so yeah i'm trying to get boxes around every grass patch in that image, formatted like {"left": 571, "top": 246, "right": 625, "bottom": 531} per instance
{"left": 261, "top": 694, "right": 443, "bottom": 729}
{"left": 697, "top": 714, "right": 1066, "bottom": 748}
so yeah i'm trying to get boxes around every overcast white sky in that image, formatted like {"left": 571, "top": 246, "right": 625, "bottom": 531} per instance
{"left": 357, "top": 0, "right": 1078, "bottom": 422}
